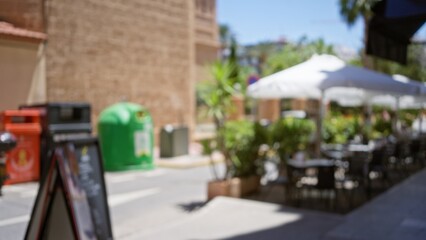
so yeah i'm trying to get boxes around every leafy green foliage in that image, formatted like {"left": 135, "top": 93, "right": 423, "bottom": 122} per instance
{"left": 218, "top": 24, "right": 247, "bottom": 93}
{"left": 322, "top": 115, "right": 361, "bottom": 144}
{"left": 347, "top": 45, "right": 426, "bottom": 82}
{"left": 339, "top": 0, "right": 426, "bottom": 75}
{"left": 220, "top": 24, "right": 234, "bottom": 49}
{"left": 220, "top": 120, "right": 268, "bottom": 178}
{"left": 199, "top": 61, "right": 236, "bottom": 126}
{"left": 338, "top": 0, "right": 380, "bottom": 26}
{"left": 372, "top": 45, "right": 426, "bottom": 82}
{"left": 197, "top": 61, "right": 238, "bottom": 180}
{"left": 228, "top": 38, "right": 240, "bottom": 86}
{"left": 271, "top": 118, "right": 316, "bottom": 159}
{"left": 199, "top": 58, "right": 262, "bottom": 179}
{"left": 263, "top": 39, "right": 335, "bottom": 76}
{"left": 399, "top": 109, "right": 418, "bottom": 128}
{"left": 372, "top": 117, "right": 392, "bottom": 138}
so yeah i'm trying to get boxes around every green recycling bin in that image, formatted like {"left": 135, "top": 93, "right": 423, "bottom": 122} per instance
{"left": 98, "top": 102, "right": 154, "bottom": 171}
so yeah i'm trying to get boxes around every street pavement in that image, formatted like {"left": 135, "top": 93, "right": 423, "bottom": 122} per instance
{"left": 129, "top": 196, "right": 342, "bottom": 240}
{"left": 1, "top": 153, "right": 426, "bottom": 240}
{"left": 325, "top": 168, "right": 426, "bottom": 240}
{"left": 0, "top": 164, "right": 225, "bottom": 240}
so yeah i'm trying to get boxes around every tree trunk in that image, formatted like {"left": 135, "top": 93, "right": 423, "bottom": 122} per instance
{"left": 362, "top": 15, "right": 375, "bottom": 70}
{"left": 214, "top": 116, "right": 233, "bottom": 180}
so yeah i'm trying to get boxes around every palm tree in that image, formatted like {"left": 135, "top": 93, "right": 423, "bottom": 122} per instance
{"left": 200, "top": 61, "right": 237, "bottom": 179}
{"left": 228, "top": 37, "right": 241, "bottom": 87}
{"left": 219, "top": 24, "right": 233, "bottom": 49}
{"left": 338, "top": 0, "right": 381, "bottom": 68}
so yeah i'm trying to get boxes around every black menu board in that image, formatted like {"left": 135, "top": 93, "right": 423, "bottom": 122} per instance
{"left": 69, "top": 138, "right": 113, "bottom": 240}
{"left": 25, "top": 138, "right": 113, "bottom": 240}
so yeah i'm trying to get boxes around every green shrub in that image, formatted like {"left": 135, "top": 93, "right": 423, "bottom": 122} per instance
{"left": 322, "top": 116, "right": 361, "bottom": 144}
{"left": 372, "top": 118, "right": 392, "bottom": 138}
{"left": 220, "top": 120, "right": 268, "bottom": 178}
{"left": 272, "top": 118, "right": 316, "bottom": 159}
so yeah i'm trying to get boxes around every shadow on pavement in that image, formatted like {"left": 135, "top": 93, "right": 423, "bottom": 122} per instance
{"left": 177, "top": 201, "right": 206, "bottom": 213}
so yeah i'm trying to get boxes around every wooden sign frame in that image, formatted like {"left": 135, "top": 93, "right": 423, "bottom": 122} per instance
{"left": 25, "top": 138, "right": 113, "bottom": 240}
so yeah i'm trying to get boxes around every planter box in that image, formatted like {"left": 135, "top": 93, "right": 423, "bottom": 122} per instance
{"left": 207, "top": 180, "right": 230, "bottom": 201}
{"left": 207, "top": 175, "right": 261, "bottom": 200}
{"left": 230, "top": 175, "right": 261, "bottom": 198}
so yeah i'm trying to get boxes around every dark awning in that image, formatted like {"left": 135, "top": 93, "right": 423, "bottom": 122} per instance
{"left": 366, "top": 0, "right": 426, "bottom": 64}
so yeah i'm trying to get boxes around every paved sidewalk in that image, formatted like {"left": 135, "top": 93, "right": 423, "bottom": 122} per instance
{"left": 154, "top": 142, "right": 224, "bottom": 169}
{"left": 325, "top": 168, "right": 426, "bottom": 240}
{"left": 125, "top": 168, "right": 426, "bottom": 240}
{"left": 2, "top": 143, "right": 425, "bottom": 240}
{"left": 125, "top": 196, "right": 343, "bottom": 240}
{"left": 155, "top": 151, "right": 224, "bottom": 169}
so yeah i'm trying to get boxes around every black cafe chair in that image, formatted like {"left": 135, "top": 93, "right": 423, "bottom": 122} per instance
{"left": 338, "top": 151, "right": 369, "bottom": 209}
{"left": 293, "top": 164, "right": 337, "bottom": 210}
{"left": 262, "top": 154, "right": 289, "bottom": 203}
{"left": 367, "top": 144, "right": 392, "bottom": 197}
{"left": 316, "top": 165, "right": 338, "bottom": 209}
{"left": 409, "top": 137, "right": 426, "bottom": 170}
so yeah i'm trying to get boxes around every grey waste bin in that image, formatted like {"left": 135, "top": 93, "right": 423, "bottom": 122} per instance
{"left": 160, "top": 125, "right": 188, "bottom": 158}
{"left": 19, "top": 102, "right": 92, "bottom": 183}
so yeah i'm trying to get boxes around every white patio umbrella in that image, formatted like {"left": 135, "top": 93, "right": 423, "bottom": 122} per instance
{"left": 332, "top": 88, "right": 426, "bottom": 109}
{"left": 247, "top": 55, "right": 420, "bottom": 100}
{"left": 367, "top": 75, "right": 426, "bottom": 109}
{"left": 247, "top": 54, "right": 422, "bottom": 155}
{"left": 329, "top": 75, "right": 426, "bottom": 131}
{"left": 369, "top": 95, "right": 426, "bottom": 109}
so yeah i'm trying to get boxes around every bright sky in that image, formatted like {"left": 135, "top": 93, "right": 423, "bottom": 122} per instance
{"left": 217, "top": 0, "right": 366, "bottom": 51}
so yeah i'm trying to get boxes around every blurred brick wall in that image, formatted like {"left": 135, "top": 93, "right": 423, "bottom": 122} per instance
{"left": 194, "top": 0, "right": 219, "bottom": 83}
{"left": 0, "top": 0, "right": 46, "bottom": 111}
{"left": 44, "top": 0, "right": 195, "bottom": 140}
{"left": 0, "top": 0, "right": 44, "bottom": 32}
{"left": 291, "top": 99, "right": 321, "bottom": 116}
{"left": 257, "top": 99, "right": 280, "bottom": 122}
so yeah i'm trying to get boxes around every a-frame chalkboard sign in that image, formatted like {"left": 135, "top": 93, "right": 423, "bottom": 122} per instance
{"left": 25, "top": 138, "right": 113, "bottom": 240}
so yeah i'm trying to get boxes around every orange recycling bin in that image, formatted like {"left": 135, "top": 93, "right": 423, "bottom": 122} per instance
{"left": 0, "top": 110, "right": 41, "bottom": 184}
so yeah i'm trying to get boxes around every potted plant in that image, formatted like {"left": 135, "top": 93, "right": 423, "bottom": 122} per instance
{"left": 220, "top": 120, "right": 269, "bottom": 198}
{"left": 199, "top": 60, "right": 267, "bottom": 200}
{"left": 203, "top": 119, "right": 268, "bottom": 200}
{"left": 199, "top": 60, "right": 238, "bottom": 200}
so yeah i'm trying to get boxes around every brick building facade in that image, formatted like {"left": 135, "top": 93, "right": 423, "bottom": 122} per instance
{"left": 194, "top": 0, "right": 220, "bottom": 83}
{"left": 0, "top": 0, "right": 219, "bottom": 141}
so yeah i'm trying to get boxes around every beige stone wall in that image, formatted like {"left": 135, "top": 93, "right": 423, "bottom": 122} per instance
{"left": 44, "top": 0, "right": 195, "bottom": 139}
{"left": 0, "top": 39, "right": 46, "bottom": 111}
{"left": 194, "top": 0, "right": 218, "bottom": 46}
{"left": 195, "top": 43, "right": 218, "bottom": 82}
{"left": 194, "top": 0, "right": 219, "bottom": 83}
{"left": 0, "top": 0, "right": 44, "bottom": 32}
{"left": 291, "top": 99, "right": 321, "bottom": 116}
{"left": 257, "top": 99, "right": 280, "bottom": 122}
{"left": 193, "top": 0, "right": 219, "bottom": 127}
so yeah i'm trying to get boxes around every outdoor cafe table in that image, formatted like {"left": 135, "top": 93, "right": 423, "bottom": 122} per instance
{"left": 286, "top": 159, "right": 336, "bottom": 182}
{"left": 287, "top": 159, "right": 335, "bottom": 169}
{"left": 322, "top": 148, "right": 352, "bottom": 161}
{"left": 321, "top": 143, "right": 372, "bottom": 173}
{"left": 347, "top": 144, "right": 373, "bottom": 152}
{"left": 324, "top": 144, "right": 374, "bottom": 196}
{"left": 322, "top": 144, "right": 373, "bottom": 159}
